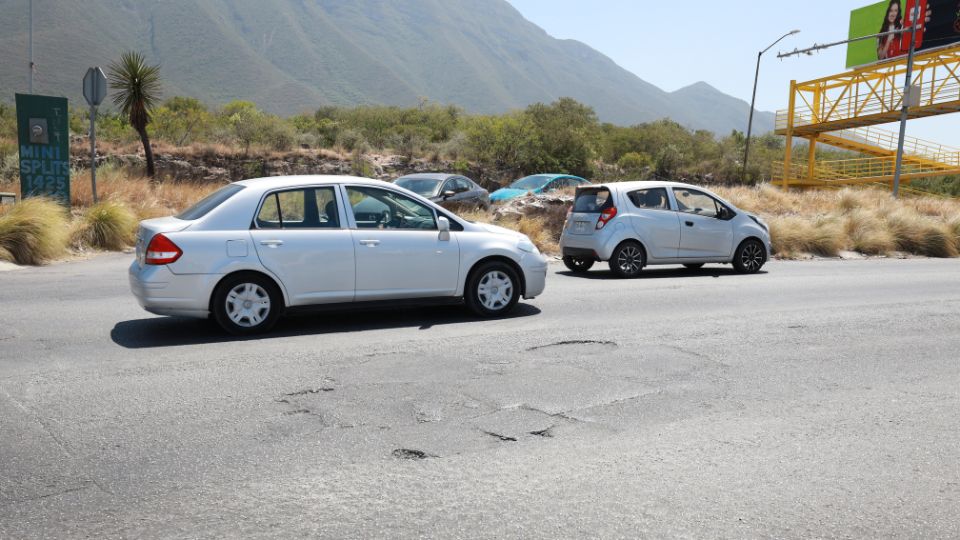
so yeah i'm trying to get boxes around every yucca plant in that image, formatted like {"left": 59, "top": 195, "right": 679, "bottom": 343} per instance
{"left": 108, "top": 51, "right": 161, "bottom": 176}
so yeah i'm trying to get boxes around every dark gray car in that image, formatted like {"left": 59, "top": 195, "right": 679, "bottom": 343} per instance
{"left": 394, "top": 173, "right": 490, "bottom": 209}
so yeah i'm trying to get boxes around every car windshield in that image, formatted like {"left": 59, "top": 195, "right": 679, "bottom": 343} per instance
{"left": 176, "top": 184, "right": 245, "bottom": 220}
{"left": 395, "top": 178, "right": 442, "bottom": 197}
{"left": 508, "top": 175, "right": 554, "bottom": 191}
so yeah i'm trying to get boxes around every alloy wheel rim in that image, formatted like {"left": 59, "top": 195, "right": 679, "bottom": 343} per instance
{"left": 477, "top": 270, "right": 513, "bottom": 311}
{"left": 225, "top": 283, "right": 271, "bottom": 328}
{"left": 741, "top": 243, "right": 764, "bottom": 272}
{"left": 617, "top": 246, "right": 642, "bottom": 274}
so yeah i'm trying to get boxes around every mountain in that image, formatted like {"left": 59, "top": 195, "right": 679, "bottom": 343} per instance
{"left": 0, "top": 0, "right": 775, "bottom": 135}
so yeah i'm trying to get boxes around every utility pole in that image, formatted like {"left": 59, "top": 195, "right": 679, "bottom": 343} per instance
{"left": 892, "top": 8, "right": 920, "bottom": 198}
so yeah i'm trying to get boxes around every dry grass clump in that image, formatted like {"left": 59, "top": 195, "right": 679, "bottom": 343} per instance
{"left": 72, "top": 200, "right": 138, "bottom": 251}
{"left": 845, "top": 209, "right": 895, "bottom": 255}
{"left": 717, "top": 185, "right": 960, "bottom": 258}
{"left": 0, "top": 197, "right": 70, "bottom": 265}
{"left": 885, "top": 209, "right": 958, "bottom": 257}
{"left": 769, "top": 216, "right": 844, "bottom": 257}
{"left": 72, "top": 166, "right": 220, "bottom": 220}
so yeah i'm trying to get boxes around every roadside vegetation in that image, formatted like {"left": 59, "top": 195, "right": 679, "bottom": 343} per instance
{"left": 1, "top": 65, "right": 958, "bottom": 264}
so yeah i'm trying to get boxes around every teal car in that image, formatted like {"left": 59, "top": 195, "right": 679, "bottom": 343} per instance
{"left": 489, "top": 174, "right": 590, "bottom": 202}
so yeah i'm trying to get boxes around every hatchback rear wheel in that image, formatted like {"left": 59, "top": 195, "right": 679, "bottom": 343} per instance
{"left": 609, "top": 241, "right": 645, "bottom": 278}
{"left": 733, "top": 239, "right": 766, "bottom": 274}
{"left": 465, "top": 262, "right": 520, "bottom": 317}
{"left": 562, "top": 256, "right": 594, "bottom": 274}
{"left": 212, "top": 273, "right": 283, "bottom": 335}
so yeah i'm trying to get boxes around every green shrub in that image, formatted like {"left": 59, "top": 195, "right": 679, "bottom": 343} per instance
{"left": 74, "top": 200, "right": 138, "bottom": 251}
{"left": 0, "top": 197, "right": 70, "bottom": 265}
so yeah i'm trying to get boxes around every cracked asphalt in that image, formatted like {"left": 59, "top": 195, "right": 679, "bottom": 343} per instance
{"left": 1, "top": 254, "right": 959, "bottom": 538}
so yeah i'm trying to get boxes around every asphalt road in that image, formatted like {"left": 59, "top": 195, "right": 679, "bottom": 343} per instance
{"left": 1, "top": 254, "right": 959, "bottom": 539}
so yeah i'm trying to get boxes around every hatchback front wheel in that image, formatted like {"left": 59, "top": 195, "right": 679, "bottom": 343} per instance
{"left": 733, "top": 239, "right": 767, "bottom": 274}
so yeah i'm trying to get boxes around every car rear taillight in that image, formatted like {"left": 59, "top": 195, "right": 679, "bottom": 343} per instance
{"left": 145, "top": 234, "right": 182, "bottom": 265}
{"left": 596, "top": 206, "right": 617, "bottom": 230}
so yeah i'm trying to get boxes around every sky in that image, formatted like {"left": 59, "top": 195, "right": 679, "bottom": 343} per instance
{"left": 506, "top": 0, "right": 959, "bottom": 144}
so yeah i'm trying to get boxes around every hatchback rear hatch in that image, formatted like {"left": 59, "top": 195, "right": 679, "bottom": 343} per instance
{"left": 567, "top": 186, "right": 615, "bottom": 235}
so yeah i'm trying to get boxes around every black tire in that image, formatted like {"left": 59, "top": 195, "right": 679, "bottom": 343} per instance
{"left": 465, "top": 261, "right": 521, "bottom": 317}
{"left": 733, "top": 238, "right": 767, "bottom": 274}
{"left": 683, "top": 263, "right": 704, "bottom": 270}
{"left": 212, "top": 273, "right": 283, "bottom": 335}
{"left": 609, "top": 241, "right": 646, "bottom": 278}
{"left": 562, "top": 256, "right": 595, "bottom": 274}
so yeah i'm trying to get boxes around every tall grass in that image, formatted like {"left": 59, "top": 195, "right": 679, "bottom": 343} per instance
{"left": 715, "top": 186, "right": 960, "bottom": 258}
{"left": 73, "top": 200, "right": 139, "bottom": 251}
{"left": 0, "top": 198, "right": 70, "bottom": 265}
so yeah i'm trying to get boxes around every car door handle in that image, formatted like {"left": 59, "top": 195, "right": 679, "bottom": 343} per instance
{"left": 685, "top": 221, "right": 694, "bottom": 227}
{"left": 259, "top": 240, "right": 284, "bottom": 247}
{"left": 359, "top": 239, "right": 381, "bottom": 247}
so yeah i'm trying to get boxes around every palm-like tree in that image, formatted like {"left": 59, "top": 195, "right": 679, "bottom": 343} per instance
{"left": 108, "top": 51, "right": 161, "bottom": 176}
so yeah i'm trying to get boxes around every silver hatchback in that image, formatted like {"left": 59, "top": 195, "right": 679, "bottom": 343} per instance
{"left": 559, "top": 181, "right": 771, "bottom": 277}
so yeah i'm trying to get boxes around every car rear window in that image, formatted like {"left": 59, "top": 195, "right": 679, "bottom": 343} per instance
{"left": 176, "top": 184, "right": 245, "bottom": 220}
{"left": 573, "top": 188, "right": 612, "bottom": 213}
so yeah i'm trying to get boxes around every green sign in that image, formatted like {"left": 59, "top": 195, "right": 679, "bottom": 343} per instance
{"left": 15, "top": 94, "right": 70, "bottom": 204}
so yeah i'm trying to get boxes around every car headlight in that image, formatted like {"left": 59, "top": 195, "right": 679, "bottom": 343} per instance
{"left": 517, "top": 238, "right": 539, "bottom": 254}
{"left": 749, "top": 214, "right": 769, "bottom": 232}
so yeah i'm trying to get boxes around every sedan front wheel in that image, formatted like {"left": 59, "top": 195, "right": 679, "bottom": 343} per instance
{"left": 466, "top": 262, "right": 520, "bottom": 317}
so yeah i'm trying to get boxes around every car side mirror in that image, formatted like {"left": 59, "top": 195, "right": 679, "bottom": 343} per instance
{"left": 438, "top": 216, "right": 451, "bottom": 241}
{"left": 442, "top": 190, "right": 456, "bottom": 200}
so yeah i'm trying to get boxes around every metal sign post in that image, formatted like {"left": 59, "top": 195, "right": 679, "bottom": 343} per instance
{"left": 83, "top": 67, "right": 108, "bottom": 204}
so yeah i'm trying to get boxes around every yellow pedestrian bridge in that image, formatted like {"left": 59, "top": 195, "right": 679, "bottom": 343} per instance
{"left": 774, "top": 43, "right": 960, "bottom": 189}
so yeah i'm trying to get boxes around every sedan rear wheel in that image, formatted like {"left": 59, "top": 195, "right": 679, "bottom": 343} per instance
{"left": 609, "top": 241, "right": 645, "bottom": 278}
{"left": 213, "top": 273, "right": 282, "bottom": 335}
{"left": 466, "top": 262, "right": 520, "bottom": 317}
{"left": 733, "top": 239, "right": 767, "bottom": 274}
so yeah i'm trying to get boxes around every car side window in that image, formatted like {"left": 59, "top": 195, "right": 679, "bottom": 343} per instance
{"left": 453, "top": 178, "right": 471, "bottom": 192}
{"left": 255, "top": 187, "right": 340, "bottom": 229}
{"left": 673, "top": 188, "right": 721, "bottom": 219}
{"left": 627, "top": 188, "right": 670, "bottom": 211}
{"left": 347, "top": 186, "right": 438, "bottom": 230}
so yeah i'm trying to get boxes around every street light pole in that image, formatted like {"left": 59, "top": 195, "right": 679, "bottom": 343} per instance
{"left": 29, "top": 0, "right": 34, "bottom": 93}
{"left": 743, "top": 30, "right": 800, "bottom": 181}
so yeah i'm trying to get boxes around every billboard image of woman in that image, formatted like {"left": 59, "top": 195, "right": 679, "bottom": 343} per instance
{"left": 877, "top": 0, "right": 904, "bottom": 59}
{"left": 848, "top": 0, "right": 945, "bottom": 67}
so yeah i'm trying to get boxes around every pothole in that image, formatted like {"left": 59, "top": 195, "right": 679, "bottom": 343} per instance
{"left": 529, "top": 427, "right": 554, "bottom": 438}
{"left": 481, "top": 430, "right": 517, "bottom": 442}
{"left": 526, "top": 340, "right": 617, "bottom": 352}
{"left": 392, "top": 448, "right": 439, "bottom": 460}
{"left": 284, "top": 387, "right": 335, "bottom": 397}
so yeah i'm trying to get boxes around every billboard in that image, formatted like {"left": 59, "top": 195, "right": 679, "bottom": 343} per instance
{"left": 846, "top": 0, "right": 960, "bottom": 68}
